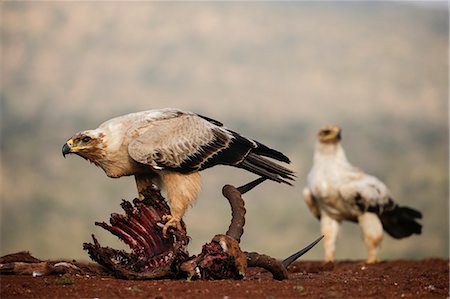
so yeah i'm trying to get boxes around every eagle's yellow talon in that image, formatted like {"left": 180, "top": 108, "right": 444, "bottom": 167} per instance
{"left": 365, "top": 258, "right": 378, "bottom": 264}
{"left": 162, "top": 215, "right": 183, "bottom": 238}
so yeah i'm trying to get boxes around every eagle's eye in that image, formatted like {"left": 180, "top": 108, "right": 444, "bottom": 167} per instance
{"left": 82, "top": 136, "right": 92, "bottom": 143}
{"left": 322, "top": 129, "right": 331, "bottom": 135}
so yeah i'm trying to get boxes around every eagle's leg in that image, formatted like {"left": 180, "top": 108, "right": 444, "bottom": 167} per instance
{"left": 358, "top": 212, "right": 383, "bottom": 264}
{"left": 161, "top": 171, "right": 202, "bottom": 238}
{"left": 320, "top": 213, "right": 339, "bottom": 263}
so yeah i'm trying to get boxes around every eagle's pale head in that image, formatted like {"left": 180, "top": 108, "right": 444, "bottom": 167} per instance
{"left": 317, "top": 125, "right": 342, "bottom": 145}
{"left": 62, "top": 130, "right": 106, "bottom": 162}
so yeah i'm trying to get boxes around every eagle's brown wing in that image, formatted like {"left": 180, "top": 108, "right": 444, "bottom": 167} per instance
{"left": 128, "top": 113, "right": 234, "bottom": 173}
{"left": 128, "top": 111, "right": 295, "bottom": 184}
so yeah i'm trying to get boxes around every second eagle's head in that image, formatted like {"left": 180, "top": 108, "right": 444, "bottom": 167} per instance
{"left": 317, "top": 125, "right": 342, "bottom": 145}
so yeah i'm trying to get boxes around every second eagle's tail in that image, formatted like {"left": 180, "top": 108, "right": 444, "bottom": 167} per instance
{"left": 379, "top": 205, "right": 422, "bottom": 238}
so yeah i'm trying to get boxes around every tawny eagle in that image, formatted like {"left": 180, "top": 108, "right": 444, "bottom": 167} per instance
{"left": 63, "top": 108, "right": 295, "bottom": 236}
{"left": 303, "top": 125, "right": 422, "bottom": 263}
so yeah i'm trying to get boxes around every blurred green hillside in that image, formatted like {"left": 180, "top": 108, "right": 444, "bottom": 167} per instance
{"left": 1, "top": 2, "right": 448, "bottom": 261}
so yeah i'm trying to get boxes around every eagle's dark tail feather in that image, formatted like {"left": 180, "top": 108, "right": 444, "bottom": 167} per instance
{"left": 379, "top": 205, "right": 422, "bottom": 239}
{"left": 239, "top": 153, "right": 296, "bottom": 185}
{"left": 253, "top": 141, "right": 291, "bottom": 163}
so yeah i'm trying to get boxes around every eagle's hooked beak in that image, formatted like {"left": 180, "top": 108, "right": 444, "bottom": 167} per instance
{"left": 62, "top": 140, "right": 74, "bottom": 158}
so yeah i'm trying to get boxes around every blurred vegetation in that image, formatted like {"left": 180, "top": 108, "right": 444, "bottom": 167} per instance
{"left": 1, "top": 2, "right": 448, "bottom": 261}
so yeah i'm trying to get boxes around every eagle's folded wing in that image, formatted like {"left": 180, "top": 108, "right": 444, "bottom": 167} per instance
{"left": 128, "top": 113, "right": 233, "bottom": 172}
{"left": 127, "top": 110, "right": 294, "bottom": 184}
{"left": 338, "top": 174, "right": 394, "bottom": 214}
{"left": 303, "top": 187, "right": 321, "bottom": 219}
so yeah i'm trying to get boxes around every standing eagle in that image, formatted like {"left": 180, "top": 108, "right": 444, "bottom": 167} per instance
{"left": 62, "top": 108, "right": 295, "bottom": 236}
{"left": 303, "top": 125, "right": 422, "bottom": 263}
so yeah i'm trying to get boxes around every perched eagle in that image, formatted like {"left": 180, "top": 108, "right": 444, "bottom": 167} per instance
{"left": 303, "top": 125, "right": 422, "bottom": 263}
{"left": 62, "top": 108, "right": 295, "bottom": 236}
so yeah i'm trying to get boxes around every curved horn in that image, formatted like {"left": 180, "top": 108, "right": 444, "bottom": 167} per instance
{"left": 237, "top": 177, "right": 267, "bottom": 194}
{"left": 222, "top": 185, "right": 246, "bottom": 242}
{"left": 282, "top": 235, "right": 324, "bottom": 267}
{"left": 246, "top": 252, "right": 289, "bottom": 281}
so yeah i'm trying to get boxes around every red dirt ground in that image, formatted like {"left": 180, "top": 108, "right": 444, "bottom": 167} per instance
{"left": 1, "top": 258, "right": 448, "bottom": 298}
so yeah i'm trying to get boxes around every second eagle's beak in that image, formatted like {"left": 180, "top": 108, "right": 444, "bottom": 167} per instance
{"left": 62, "top": 142, "right": 72, "bottom": 158}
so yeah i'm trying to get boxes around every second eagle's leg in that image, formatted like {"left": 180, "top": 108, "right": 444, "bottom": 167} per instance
{"left": 320, "top": 213, "right": 340, "bottom": 263}
{"left": 161, "top": 171, "right": 202, "bottom": 238}
{"left": 358, "top": 212, "right": 383, "bottom": 264}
